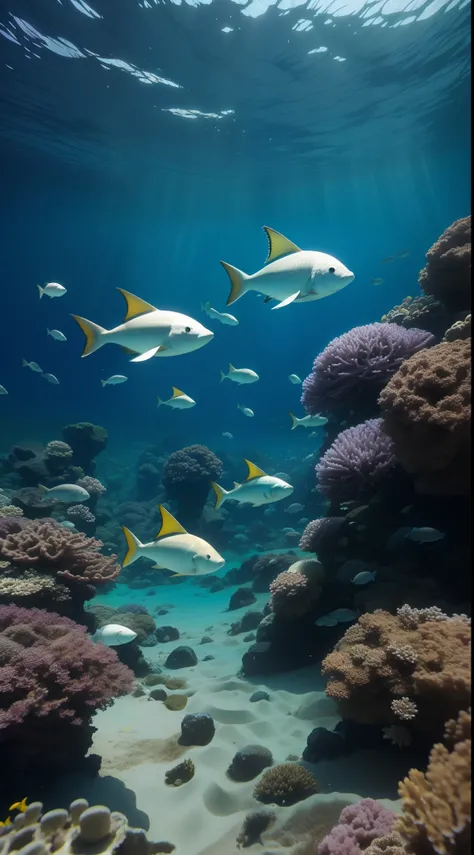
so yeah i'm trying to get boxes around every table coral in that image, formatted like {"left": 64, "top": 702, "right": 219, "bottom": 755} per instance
{"left": 321, "top": 609, "right": 471, "bottom": 738}
{"left": 379, "top": 338, "right": 471, "bottom": 495}
{"left": 419, "top": 215, "right": 471, "bottom": 312}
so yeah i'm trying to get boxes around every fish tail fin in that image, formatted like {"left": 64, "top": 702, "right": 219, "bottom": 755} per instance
{"left": 121, "top": 526, "right": 143, "bottom": 568}
{"left": 211, "top": 482, "right": 228, "bottom": 510}
{"left": 220, "top": 261, "right": 249, "bottom": 306}
{"left": 21, "top": 359, "right": 29, "bottom": 368}
{"left": 100, "top": 379, "right": 107, "bottom": 387}
{"left": 71, "top": 315, "right": 107, "bottom": 357}
{"left": 37, "top": 484, "right": 48, "bottom": 497}
{"left": 37, "top": 284, "right": 44, "bottom": 299}
{"left": 289, "top": 411, "right": 299, "bottom": 430}
{"left": 47, "top": 328, "right": 51, "bottom": 336}
{"left": 220, "top": 370, "right": 227, "bottom": 382}
{"left": 157, "top": 397, "right": 164, "bottom": 407}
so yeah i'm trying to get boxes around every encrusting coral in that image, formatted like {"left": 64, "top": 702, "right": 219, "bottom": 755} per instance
{"left": 315, "top": 419, "right": 398, "bottom": 503}
{"left": 418, "top": 215, "right": 471, "bottom": 312}
{"left": 395, "top": 709, "right": 471, "bottom": 855}
{"left": 0, "top": 605, "right": 133, "bottom": 786}
{"left": 301, "top": 323, "right": 435, "bottom": 420}
{"left": 0, "top": 798, "right": 175, "bottom": 854}
{"left": 253, "top": 763, "right": 319, "bottom": 807}
{"left": 321, "top": 608, "right": 471, "bottom": 738}
{"left": 379, "top": 338, "right": 471, "bottom": 495}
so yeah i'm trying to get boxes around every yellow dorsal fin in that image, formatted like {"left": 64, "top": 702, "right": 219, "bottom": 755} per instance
{"left": 244, "top": 459, "right": 266, "bottom": 481}
{"left": 117, "top": 288, "right": 157, "bottom": 321}
{"left": 171, "top": 387, "right": 185, "bottom": 398}
{"left": 263, "top": 227, "right": 301, "bottom": 263}
{"left": 156, "top": 504, "right": 187, "bottom": 538}
{"left": 228, "top": 363, "right": 236, "bottom": 372}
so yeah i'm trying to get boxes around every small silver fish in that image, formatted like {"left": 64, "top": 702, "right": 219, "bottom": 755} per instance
{"left": 0, "top": 385, "right": 7, "bottom": 395}
{"left": 22, "top": 359, "right": 42, "bottom": 373}
{"left": 38, "top": 281, "right": 67, "bottom": 299}
{"left": 315, "top": 615, "right": 338, "bottom": 627}
{"left": 42, "top": 373, "right": 60, "bottom": 385}
{"left": 101, "top": 375, "right": 128, "bottom": 387}
{"left": 288, "top": 374, "right": 302, "bottom": 385}
{"left": 352, "top": 571, "right": 377, "bottom": 586}
{"left": 237, "top": 404, "right": 254, "bottom": 417}
{"left": 371, "top": 278, "right": 384, "bottom": 286}
{"left": 405, "top": 527, "right": 445, "bottom": 544}
{"left": 327, "top": 608, "right": 359, "bottom": 623}
{"left": 286, "top": 502, "right": 304, "bottom": 514}
{"left": 222, "top": 432, "right": 233, "bottom": 439}
{"left": 47, "top": 329, "right": 67, "bottom": 341}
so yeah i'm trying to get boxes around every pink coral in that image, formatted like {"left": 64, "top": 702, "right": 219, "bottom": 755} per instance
{"left": 319, "top": 800, "right": 396, "bottom": 855}
{"left": 0, "top": 518, "right": 119, "bottom": 584}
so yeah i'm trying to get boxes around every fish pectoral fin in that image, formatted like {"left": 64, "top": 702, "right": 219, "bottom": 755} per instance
{"left": 263, "top": 296, "right": 273, "bottom": 303}
{"left": 263, "top": 226, "right": 301, "bottom": 262}
{"left": 121, "top": 346, "right": 139, "bottom": 355}
{"left": 271, "top": 292, "right": 300, "bottom": 310}
{"left": 117, "top": 288, "right": 157, "bottom": 321}
{"left": 151, "top": 563, "right": 165, "bottom": 570}
{"left": 130, "top": 346, "right": 165, "bottom": 362}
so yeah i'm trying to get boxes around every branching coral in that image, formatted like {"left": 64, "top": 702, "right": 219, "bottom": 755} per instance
{"left": 395, "top": 709, "right": 471, "bottom": 855}
{"left": 0, "top": 605, "right": 133, "bottom": 777}
{"left": 315, "top": 419, "right": 398, "bottom": 502}
{"left": 301, "top": 324, "right": 435, "bottom": 418}
{"left": 379, "top": 338, "right": 471, "bottom": 495}
{"left": 419, "top": 215, "right": 471, "bottom": 312}
{"left": 163, "top": 445, "right": 223, "bottom": 526}
{"left": 253, "top": 763, "right": 319, "bottom": 807}
{"left": 321, "top": 609, "right": 471, "bottom": 738}
{"left": 318, "top": 800, "right": 396, "bottom": 855}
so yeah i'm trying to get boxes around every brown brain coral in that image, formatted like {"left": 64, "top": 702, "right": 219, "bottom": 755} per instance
{"left": 396, "top": 709, "right": 471, "bottom": 855}
{"left": 321, "top": 610, "right": 471, "bottom": 739}
{"left": 379, "top": 339, "right": 471, "bottom": 495}
{"left": 419, "top": 215, "right": 471, "bottom": 312}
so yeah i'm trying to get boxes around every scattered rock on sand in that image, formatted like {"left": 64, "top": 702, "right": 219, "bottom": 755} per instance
{"left": 250, "top": 690, "right": 270, "bottom": 703}
{"left": 149, "top": 688, "right": 168, "bottom": 702}
{"left": 165, "top": 646, "right": 198, "bottom": 669}
{"left": 179, "top": 713, "right": 215, "bottom": 746}
{"left": 228, "top": 587, "right": 257, "bottom": 611}
{"left": 227, "top": 744, "right": 273, "bottom": 782}
{"left": 199, "top": 636, "right": 213, "bottom": 644}
{"left": 156, "top": 626, "right": 180, "bottom": 643}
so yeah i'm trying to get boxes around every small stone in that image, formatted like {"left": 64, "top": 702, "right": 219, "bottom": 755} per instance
{"left": 156, "top": 608, "right": 169, "bottom": 616}
{"left": 250, "top": 691, "right": 270, "bottom": 703}
{"left": 165, "top": 646, "right": 198, "bottom": 669}
{"left": 133, "top": 685, "right": 146, "bottom": 697}
{"left": 149, "top": 688, "right": 168, "bottom": 701}
{"left": 179, "top": 713, "right": 215, "bottom": 746}
{"left": 143, "top": 674, "right": 165, "bottom": 686}
{"left": 199, "top": 636, "right": 213, "bottom": 644}
{"left": 228, "top": 587, "right": 257, "bottom": 611}
{"left": 155, "top": 625, "right": 180, "bottom": 643}
{"left": 163, "top": 694, "right": 188, "bottom": 711}
{"left": 203, "top": 654, "right": 215, "bottom": 661}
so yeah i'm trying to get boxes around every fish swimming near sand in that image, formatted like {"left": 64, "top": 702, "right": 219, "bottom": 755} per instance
{"left": 221, "top": 226, "right": 354, "bottom": 310}
{"left": 38, "top": 282, "right": 67, "bottom": 299}
{"left": 220, "top": 364, "right": 259, "bottom": 384}
{"left": 157, "top": 387, "right": 196, "bottom": 409}
{"left": 38, "top": 483, "right": 90, "bottom": 504}
{"left": 92, "top": 624, "right": 137, "bottom": 647}
{"left": 121, "top": 505, "right": 225, "bottom": 576}
{"left": 212, "top": 459, "right": 293, "bottom": 510}
{"left": 289, "top": 411, "right": 328, "bottom": 430}
{"left": 201, "top": 301, "right": 239, "bottom": 326}
{"left": 72, "top": 288, "right": 214, "bottom": 362}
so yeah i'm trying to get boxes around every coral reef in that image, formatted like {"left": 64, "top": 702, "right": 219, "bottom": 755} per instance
{"left": 236, "top": 810, "right": 276, "bottom": 848}
{"left": 62, "top": 422, "right": 108, "bottom": 473}
{"left": 0, "top": 606, "right": 133, "bottom": 792}
{"left": 419, "top": 216, "right": 471, "bottom": 311}
{"left": 0, "top": 798, "right": 174, "bottom": 854}
{"left": 162, "top": 445, "right": 223, "bottom": 528}
{"left": 253, "top": 763, "right": 319, "bottom": 807}
{"left": 301, "top": 324, "right": 434, "bottom": 421}
{"left": 381, "top": 295, "right": 450, "bottom": 339}
{"left": 443, "top": 314, "right": 471, "bottom": 343}
{"left": 299, "top": 517, "right": 347, "bottom": 554}
{"left": 315, "top": 419, "right": 398, "bottom": 503}
{"left": 227, "top": 745, "right": 273, "bottom": 782}
{"left": 269, "top": 563, "right": 324, "bottom": 618}
{"left": 396, "top": 708, "right": 471, "bottom": 855}
{"left": 321, "top": 609, "right": 471, "bottom": 738}
{"left": 165, "top": 758, "right": 195, "bottom": 787}
{"left": 379, "top": 339, "right": 471, "bottom": 495}
{"left": 318, "top": 800, "right": 396, "bottom": 855}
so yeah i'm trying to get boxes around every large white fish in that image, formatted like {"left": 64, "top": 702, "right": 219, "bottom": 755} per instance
{"left": 72, "top": 289, "right": 214, "bottom": 362}
{"left": 211, "top": 459, "right": 294, "bottom": 509}
{"left": 289, "top": 411, "right": 328, "bottom": 430}
{"left": 157, "top": 387, "right": 196, "bottom": 409}
{"left": 121, "top": 505, "right": 225, "bottom": 576}
{"left": 201, "top": 301, "right": 239, "bottom": 326}
{"left": 92, "top": 624, "right": 137, "bottom": 647}
{"left": 220, "top": 364, "right": 259, "bottom": 384}
{"left": 221, "top": 227, "right": 354, "bottom": 310}
{"left": 39, "top": 483, "right": 90, "bottom": 503}
{"left": 38, "top": 282, "right": 67, "bottom": 299}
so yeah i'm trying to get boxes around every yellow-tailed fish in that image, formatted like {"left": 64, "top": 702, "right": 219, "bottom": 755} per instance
{"left": 157, "top": 387, "right": 196, "bottom": 409}
{"left": 211, "top": 459, "right": 293, "bottom": 509}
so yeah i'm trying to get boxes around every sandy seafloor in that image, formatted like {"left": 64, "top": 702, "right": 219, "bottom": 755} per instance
{"left": 45, "top": 550, "right": 406, "bottom": 854}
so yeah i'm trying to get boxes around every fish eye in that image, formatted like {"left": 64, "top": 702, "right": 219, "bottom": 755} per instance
{"left": 185, "top": 326, "right": 191, "bottom": 333}
{"left": 206, "top": 554, "right": 211, "bottom": 560}
{"left": 328, "top": 267, "right": 336, "bottom": 274}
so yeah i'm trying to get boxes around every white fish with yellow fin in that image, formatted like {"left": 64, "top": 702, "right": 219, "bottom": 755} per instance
{"left": 289, "top": 411, "right": 328, "bottom": 430}
{"left": 38, "top": 282, "right": 67, "bottom": 299}
{"left": 221, "top": 226, "right": 354, "bottom": 310}
{"left": 220, "top": 364, "right": 259, "bottom": 384}
{"left": 71, "top": 288, "right": 214, "bottom": 362}
{"left": 237, "top": 404, "right": 254, "bottom": 417}
{"left": 211, "top": 459, "right": 293, "bottom": 509}
{"left": 157, "top": 387, "right": 196, "bottom": 409}
{"left": 92, "top": 624, "right": 137, "bottom": 647}
{"left": 121, "top": 505, "right": 225, "bottom": 576}
{"left": 201, "top": 301, "right": 239, "bottom": 326}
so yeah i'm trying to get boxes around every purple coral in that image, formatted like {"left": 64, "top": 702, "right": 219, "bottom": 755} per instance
{"left": 299, "top": 517, "right": 346, "bottom": 554}
{"left": 315, "top": 419, "right": 398, "bottom": 502}
{"left": 163, "top": 444, "right": 223, "bottom": 527}
{"left": 301, "top": 323, "right": 435, "bottom": 417}
{"left": 318, "top": 799, "right": 396, "bottom": 855}
{"left": 0, "top": 516, "right": 26, "bottom": 539}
